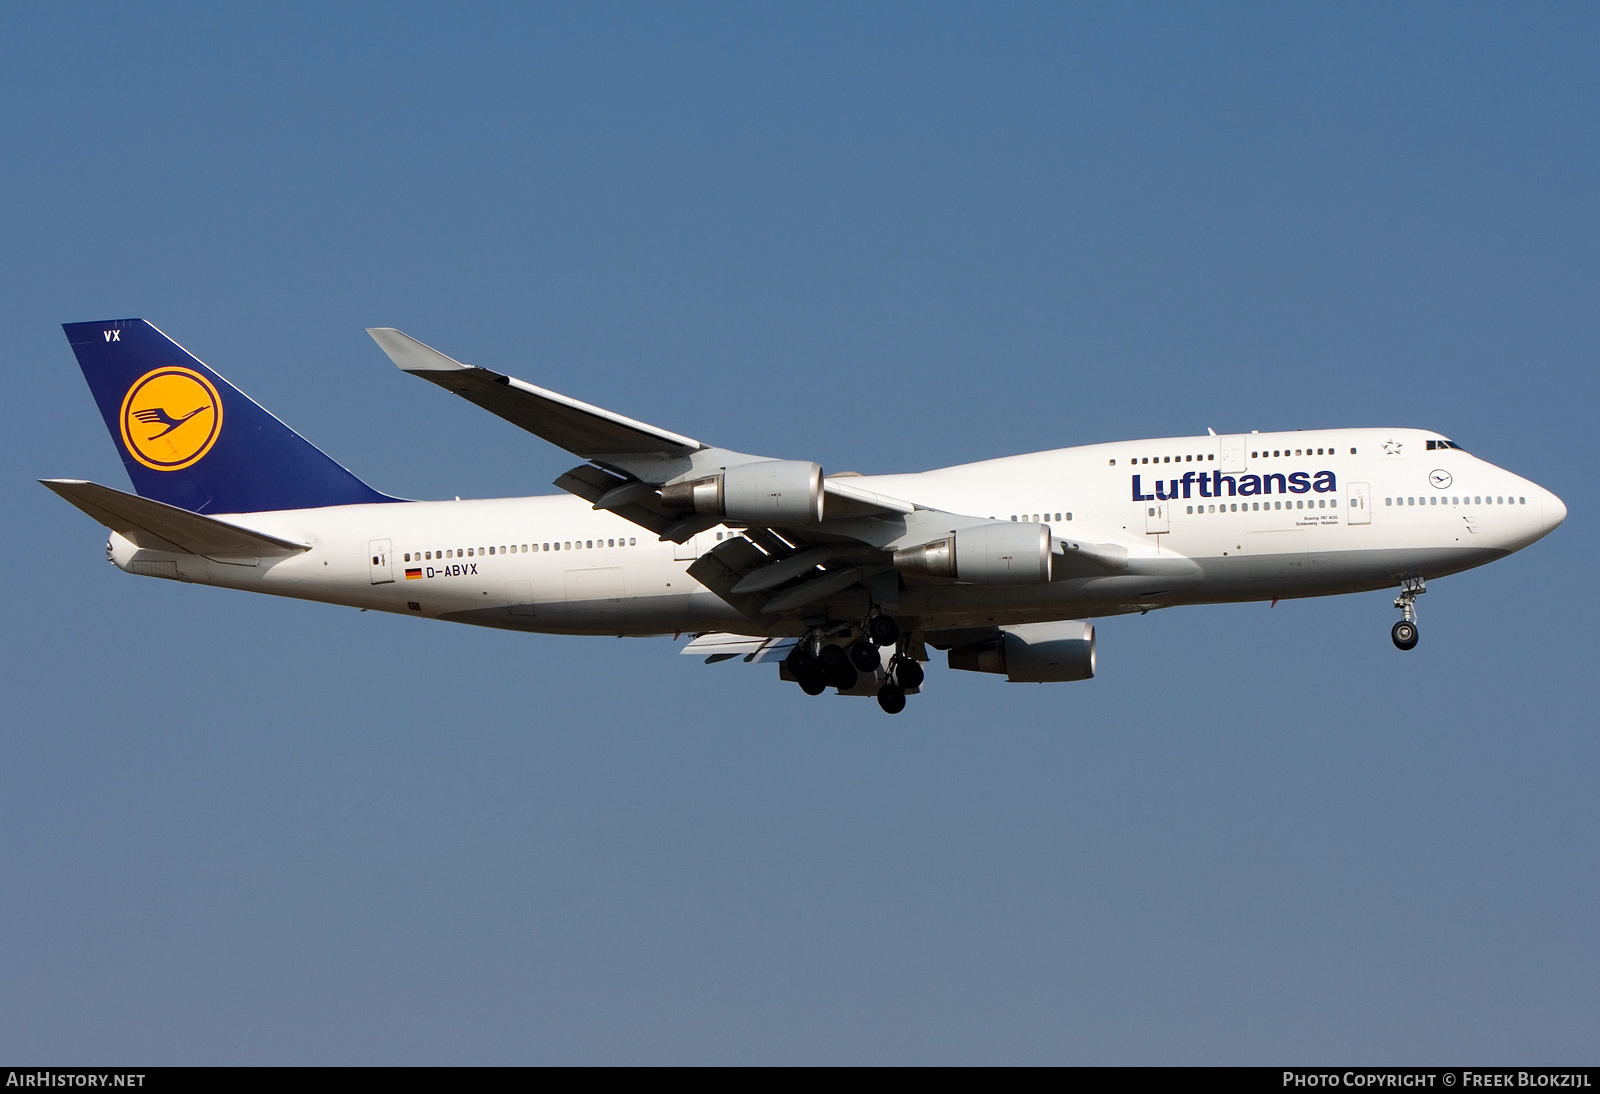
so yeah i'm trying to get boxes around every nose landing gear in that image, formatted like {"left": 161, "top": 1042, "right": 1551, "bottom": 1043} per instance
{"left": 1391, "top": 576, "right": 1424, "bottom": 650}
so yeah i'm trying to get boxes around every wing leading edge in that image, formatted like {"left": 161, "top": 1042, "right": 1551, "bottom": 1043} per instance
{"left": 366, "top": 327, "right": 702, "bottom": 458}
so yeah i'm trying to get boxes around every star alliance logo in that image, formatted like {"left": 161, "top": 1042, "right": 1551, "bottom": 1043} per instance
{"left": 1382, "top": 439, "right": 1403, "bottom": 456}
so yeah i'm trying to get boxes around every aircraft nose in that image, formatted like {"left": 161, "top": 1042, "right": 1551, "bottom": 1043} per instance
{"left": 1543, "top": 489, "right": 1567, "bottom": 533}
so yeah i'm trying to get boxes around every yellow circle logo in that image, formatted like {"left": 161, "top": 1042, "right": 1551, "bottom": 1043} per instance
{"left": 119, "top": 367, "right": 223, "bottom": 471}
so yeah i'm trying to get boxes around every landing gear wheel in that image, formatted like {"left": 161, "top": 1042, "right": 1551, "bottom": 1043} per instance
{"left": 877, "top": 684, "right": 906, "bottom": 714}
{"left": 1391, "top": 620, "right": 1419, "bottom": 651}
{"left": 868, "top": 615, "right": 901, "bottom": 647}
{"left": 818, "top": 643, "right": 846, "bottom": 669}
{"left": 797, "top": 671, "right": 827, "bottom": 696}
{"left": 848, "top": 639, "right": 881, "bottom": 673}
{"left": 786, "top": 644, "right": 816, "bottom": 674}
{"left": 892, "top": 658, "right": 924, "bottom": 689}
{"left": 823, "top": 662, "right": 858, "bottom": 691}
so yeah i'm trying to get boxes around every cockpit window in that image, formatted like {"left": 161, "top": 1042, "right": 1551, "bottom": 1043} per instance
{"left": 1426, "top": 439, "right": 1465, "bottom": 451}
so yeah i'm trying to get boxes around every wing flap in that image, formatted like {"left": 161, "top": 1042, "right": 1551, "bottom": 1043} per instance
{"left": 551, "top": 465, "right": 677, "bottom": 536}
{"left": 682, "top": 633, "right": 798, "bottom": 663}
{"left": 41, "top": 479, "right": 310, "bottom": 557}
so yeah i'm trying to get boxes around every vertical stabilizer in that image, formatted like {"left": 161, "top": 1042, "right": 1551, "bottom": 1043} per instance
{"left": 63, "top": 319, "right": 397, "bottom": 514}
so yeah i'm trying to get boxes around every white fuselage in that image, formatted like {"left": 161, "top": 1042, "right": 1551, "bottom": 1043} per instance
{"left": 107, "top": 427, "right": 1566, "bottom": 636}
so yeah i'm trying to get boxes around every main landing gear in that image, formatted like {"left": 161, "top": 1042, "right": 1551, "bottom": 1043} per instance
{"left": 785, "top": 613, "right": 921, "bottom": 714}
{"left": 1391, "top": 576, "right": 1424, "bottom": 651}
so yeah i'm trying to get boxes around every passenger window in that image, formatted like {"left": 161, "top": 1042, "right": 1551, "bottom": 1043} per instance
{"left": 629, "top": 538, "right": 636, "bottom": 545}
{"left": 1065, "top": 513, "right": 1073, "bottom": 521}
{"left": 609, "top": 539, "right": 616, "bottom": 547}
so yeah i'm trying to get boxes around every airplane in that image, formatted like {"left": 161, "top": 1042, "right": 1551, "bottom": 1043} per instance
{"left": 44, "top": 319, "right": 1567, "bottom": 714}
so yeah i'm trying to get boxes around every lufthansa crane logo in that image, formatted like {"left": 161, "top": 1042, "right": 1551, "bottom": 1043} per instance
{"left": 118, "top": 367, "right": 223, "bottom": 471}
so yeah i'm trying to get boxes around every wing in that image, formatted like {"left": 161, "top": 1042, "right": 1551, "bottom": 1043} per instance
{"left": 366, "top": 326, "right": 923, "bottom": 532}
{"left": 681, "top": 632, "right": 798, "bottom": 664}
{"left": 365, "top": 328, "right": 701, "bottom": 458}
{"left": 366, "top": 328, "right": 1120, "bottom": 622}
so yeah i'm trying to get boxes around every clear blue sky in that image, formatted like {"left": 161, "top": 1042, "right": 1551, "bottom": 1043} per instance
{"left": 1, "top": 3, "right": 1595, "bottom": 1064}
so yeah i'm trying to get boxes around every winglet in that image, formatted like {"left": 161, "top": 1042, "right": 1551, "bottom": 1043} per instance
{"left": 366, "top": 328, "right": 472, "bottom": 374}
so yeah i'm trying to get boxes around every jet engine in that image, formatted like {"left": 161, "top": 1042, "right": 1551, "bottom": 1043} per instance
{"left": 893, "top": 522, "right": 1051, "bottom": 585}
{"left": 659, "top": 460, "right": 824, "bottom": 525}
{"left": 947, "top": 620, "right": 1096, "bottom": 682}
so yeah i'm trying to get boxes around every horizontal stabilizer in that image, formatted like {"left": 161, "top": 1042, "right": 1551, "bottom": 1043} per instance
{"left": 367, "top": 327, "right": 702, "bottom": 458}
{"left": 41, "top": 479, "right": 310, "bottom": 557}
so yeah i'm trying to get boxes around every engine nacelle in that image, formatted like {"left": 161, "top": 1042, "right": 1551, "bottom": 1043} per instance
{"left": 893, "top": 522, "right": 1051, "bottom": 586}
{"left": 659, "top": 460, "right": 824, "bottom": 525}
{"left": 947, "top": 620, "right": 1096, "bottom": 683}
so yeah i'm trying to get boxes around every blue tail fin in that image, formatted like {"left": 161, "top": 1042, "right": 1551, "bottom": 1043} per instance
{"left": 63, "top": 319, "right": 398, "bottom": 514}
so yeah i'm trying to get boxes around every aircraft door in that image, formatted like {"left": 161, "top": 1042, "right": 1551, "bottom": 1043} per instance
{"left": 1346, "top": 482, "right": 1371, "bottom": 525}
{"left": 1217, "top": 434, "right": 1248, "bottom": 472}
{"left": 368, "top": 539, "right": 394, "bottom": 584}
{"left": 673, "top": 534, "right": 701, "bottom": 561}
{"left": 1144, "top": 502, "right": 1170, "bottom": 534}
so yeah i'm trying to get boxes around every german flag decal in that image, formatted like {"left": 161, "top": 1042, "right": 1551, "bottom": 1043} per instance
{"left": 405, "top": 568, "right": 422, "bottom": 580}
